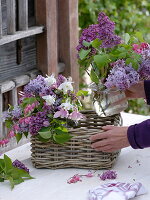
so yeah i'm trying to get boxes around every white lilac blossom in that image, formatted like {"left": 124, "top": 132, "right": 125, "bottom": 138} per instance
{"left": 42, "top": 95, "right": 55, "bottom": 106}
{"left": 44, "top": 74, "right": 56, "bottom": 87}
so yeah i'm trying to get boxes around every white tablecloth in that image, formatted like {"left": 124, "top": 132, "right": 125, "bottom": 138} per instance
{"left": 0, "top": 112, "right": 150, "bottom": 200}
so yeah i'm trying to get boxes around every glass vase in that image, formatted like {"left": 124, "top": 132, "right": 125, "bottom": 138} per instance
{"left": 92, "top": 88, "right": 128, "bottom": 117}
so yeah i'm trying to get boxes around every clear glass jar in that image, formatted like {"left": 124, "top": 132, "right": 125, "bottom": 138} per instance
{"left": 92, "top": 88, "right": 128, "bottom": 117}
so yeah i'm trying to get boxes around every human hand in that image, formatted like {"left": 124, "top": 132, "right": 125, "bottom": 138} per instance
{"left": 125, "top": 81, "right": 145, "bottom": 99}
{"left": 90, "top": 125, "right": 130, "bottom": 152}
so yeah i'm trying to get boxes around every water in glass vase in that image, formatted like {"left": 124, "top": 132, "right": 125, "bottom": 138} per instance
{"left": 93, "top": 89, "right": 128, "bottom": 117}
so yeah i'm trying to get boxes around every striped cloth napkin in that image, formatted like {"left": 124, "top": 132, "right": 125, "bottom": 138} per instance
{"left": 88, "top": 182, "right": 147, "bottom": 200}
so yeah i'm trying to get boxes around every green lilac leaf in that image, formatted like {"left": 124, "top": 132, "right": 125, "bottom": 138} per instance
{"left": 55, "top": 126, "right": 68, "bottom": 134}
{"left": 5, "top": 120, "right": 13, "bottom": 128}
{"left": 83, "top": 40, "right": 91, "bottom": 47}
{"left": 79, "top": 49, "right": 91, "bottom": 60}
{"left": 135, "top": 32, "right": 144, "bottom": 42}
{"left": 4, "top": 155, "right": 12, "bottom": 173}
{"left": 94, "top": 54, "right": 109, "bottom": 69}
{"left": 13, "top": 177, "right": 24, "bottom": 185}
{"left": 76, "top": 90, "right": 89, "bottom": 96}
{"left": 7, "top": 176, "right": 15, "bottom": 190}
{"left": 53, "top": 133, "right": 72, "bottom": 144}
{"left": 16, "top": 133, "right": 22, "bottom": 143}
{"left": 24, "top": 132, "right": 28, "bottom": 138}
{"left": 38, "top": 131, "right": 51, "bottom": 139}
{"left": 123, "top": 33, "right": 130, "bottom": 44}
{"left": 90, "top": 70, "right": 99, "bottom": 84}
{"left": 91, "top": 38, "right": 102, "bottom": 48}
{"left": 0, "top": 159, "right": 5, "bottom": 170}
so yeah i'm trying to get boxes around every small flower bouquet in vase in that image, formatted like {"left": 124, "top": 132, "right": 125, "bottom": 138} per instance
{"left": 2, "top": 74, "right": 121, "bottom": 169}
{"left": 77, "top": 12, "right": 150, "bottom": 116}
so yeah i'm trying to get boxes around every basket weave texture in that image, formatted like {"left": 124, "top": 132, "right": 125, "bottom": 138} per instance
{"left": 31, "top": 110, "right": 122, "bottom": 169}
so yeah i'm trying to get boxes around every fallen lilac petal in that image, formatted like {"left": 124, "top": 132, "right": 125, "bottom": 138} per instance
{"left": 99, "top": 170, "right": 117, "bottom": 181}
{"left": 67, "top": 174, "right": 82, "bottom": 184}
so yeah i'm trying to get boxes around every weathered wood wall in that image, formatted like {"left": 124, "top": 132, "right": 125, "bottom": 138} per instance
{"left": 0, "top": 0, "right": 37, "bottom": 83}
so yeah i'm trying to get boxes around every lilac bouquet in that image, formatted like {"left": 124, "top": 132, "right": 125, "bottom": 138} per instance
{"left": 77, "top": 12, "right": 150, "bottom": 116}
{"left": 77, "top": 12, "right": 150, "bottom": 90}
{"left": 1, "top": 74, "right": 85, "bottom": 146}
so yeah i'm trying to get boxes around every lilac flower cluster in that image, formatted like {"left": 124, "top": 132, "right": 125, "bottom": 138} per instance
{"left": 138, "top": 59, "right": 150, "bottom": 79}
{"left": 139, "top": 45, "right": 150, "bottom": 79}
{"left": 12, "top": 160, "right": 29, "bottom": 173}
{"left": 97, "top": 12, "right": 121, "bottom": 48}
{"left": 3, "top": 106, "right": 22, "bottom": 121}
{"left": 24, "top": 75, "right": 46, "bottom": 95}
{"left": 11, "top": 106, "right": 22, "bottom": 119}
{"left": 29, "top": 111, "right": 49, "bottom": 136}
{"left": 77, "top": 12, "right": 121, "bottom": 55}
{"left": 99, "top": 170, "right": 117, "bottom": 181}
{"left": 105, "top": 60, "right": 140, "bottom": 90}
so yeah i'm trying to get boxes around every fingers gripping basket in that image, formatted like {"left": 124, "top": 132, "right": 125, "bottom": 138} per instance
{"left": 31, "top": 110, "right": 122, "bottom": 169}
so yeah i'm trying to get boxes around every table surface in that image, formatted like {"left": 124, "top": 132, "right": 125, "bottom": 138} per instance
{"left": 0, "top": 112, "right": 150, "bottom": 200}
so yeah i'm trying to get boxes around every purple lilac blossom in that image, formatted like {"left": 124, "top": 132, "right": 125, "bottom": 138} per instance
{"left": 97, "top": 12, "right": 121, "bottom": 48}
{"left": 138, "top": 58, "right": 150, "bottom": 79}
{"left": 2, "top": 111, "right": 11, "bottom": 121}
{"left": 29, "top": 111, "right": 48, "bottom": 135}
{"left": 105, "top": 60, "right": 140, "bottom": 90}
{"left": 77, "top": 12, "right": 121, "bottom": 55}
{"left": 11, "top": 106, "right": 22, "bottom": 118}
{"left": 99, "top": 170, "right": 117, "bottom": 181}
{"left": 56, "top": 74, "right": 66, "bottom": 87}
{"left": 76, "top": 24, "right": 100, "bottom": 55}
{"left": 12, "top": 160, "right": 29, "bottom": 173}
{"left": 24, "top": 75, "right": 46, "bottom": 95}
{"left": 141, "top": 48, "right": 150, "bottom": 60}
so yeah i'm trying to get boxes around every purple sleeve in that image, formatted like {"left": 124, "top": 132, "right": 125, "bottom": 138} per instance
{"left": 127, "top": 80, "right": 150, "bottom": 149}
{"left": 127, "top": 120, "right": 150, "bottom": 149}
{"left": 144, "top": 80, "right": 150, "bottom": 105}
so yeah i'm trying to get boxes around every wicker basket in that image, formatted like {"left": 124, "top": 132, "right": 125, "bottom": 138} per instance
{"left": 31, "top": 110, "right": 122, "bottom": 169}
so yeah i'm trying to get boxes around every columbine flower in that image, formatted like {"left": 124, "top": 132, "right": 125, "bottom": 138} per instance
{"left": 58, "top": 77, "right": 73, "bottom": 94}
{"left": 54, "top": 108, "right": 69, "bottom": 118}
{"left": 60, "top": 101, "right": 74, "bottom": 110}
{"left": 69, "top": 110, "right": 85, "bottom": 121}
{"left": 42, "top": 95, "right": 55, "bottom": 106}
{"left": 44, "top": 74, "right": 56, "bottom": 87}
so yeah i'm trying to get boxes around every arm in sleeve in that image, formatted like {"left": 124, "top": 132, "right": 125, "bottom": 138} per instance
{"left": 144, "top": 80, "right": 150, "bottom": 105}
{"left": 127, "top": 119, "right": 150, "bottom": 149}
